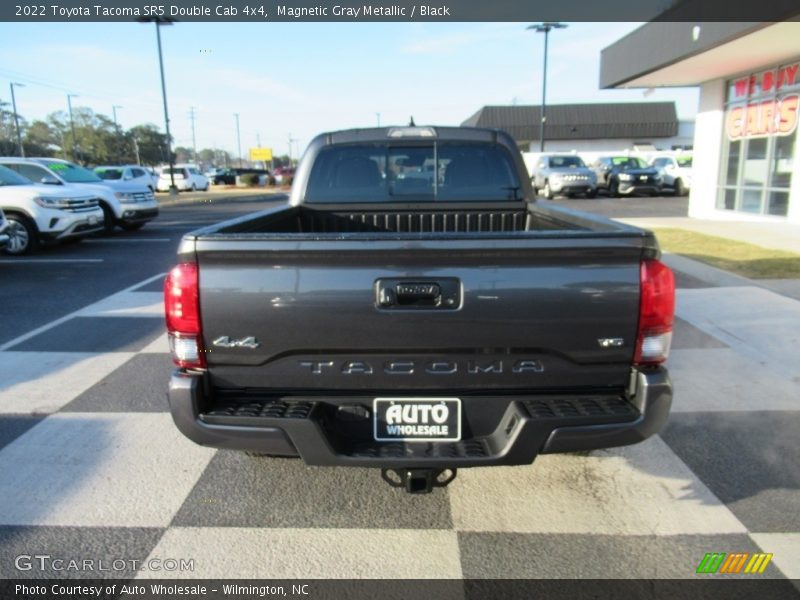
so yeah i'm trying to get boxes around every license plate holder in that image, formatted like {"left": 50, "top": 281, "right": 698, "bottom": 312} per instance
{"left": 373, "top": 398, "right": 461, "bottom": 442}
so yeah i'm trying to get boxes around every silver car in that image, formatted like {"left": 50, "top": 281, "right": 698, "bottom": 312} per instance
{"left": 531, "top": 154, "right": 597, "bottom": 199}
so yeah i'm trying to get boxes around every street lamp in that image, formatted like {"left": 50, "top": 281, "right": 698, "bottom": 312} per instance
{"left": 66, "top": 93, "right": 79, "bottom": 162}
{"left": 9, "top": 82, "right": 25, "bottom": 157}
{"left": 138, "top": 15, "right": 177, "bottom": 194}
{"left": 233, "top": 113, "right": 242, "bottom": 168}
{"left": 526, "top": 22, "right": 567, "bottom": 152}
{"left": 376, "top": 112, "right": 381, "bottom": 127}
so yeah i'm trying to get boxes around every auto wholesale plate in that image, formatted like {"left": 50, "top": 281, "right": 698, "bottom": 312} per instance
{"left": 373, "top": 398, "right": 461, "bottom": 442}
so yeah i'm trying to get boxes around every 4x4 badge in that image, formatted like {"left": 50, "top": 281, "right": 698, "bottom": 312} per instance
{"left": 213, "top": 336, "right": 261, "bottom": 349}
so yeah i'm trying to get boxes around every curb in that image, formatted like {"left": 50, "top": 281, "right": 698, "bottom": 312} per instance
{"left": 155, "top": 188, "right": 290, "bottom": 208}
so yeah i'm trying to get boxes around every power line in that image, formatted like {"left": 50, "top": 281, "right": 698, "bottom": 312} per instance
{"left": 0, "top": 68, "right": 158, "bottom": 110}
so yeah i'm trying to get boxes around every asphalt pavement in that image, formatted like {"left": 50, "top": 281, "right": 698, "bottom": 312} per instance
{"left": 0, "top": 193, "right": 797, "bottom": 586}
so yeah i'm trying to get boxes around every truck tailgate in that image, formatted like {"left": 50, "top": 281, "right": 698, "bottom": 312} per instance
{"left": 195, "top": 235, "right": 644, "bottom": 392}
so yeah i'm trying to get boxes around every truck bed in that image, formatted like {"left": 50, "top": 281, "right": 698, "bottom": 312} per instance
{"left": 187, "top": 202, "right": 639, "bottom": 238}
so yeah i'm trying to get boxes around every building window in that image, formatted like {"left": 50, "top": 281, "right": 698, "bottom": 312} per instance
{"left": 718, "top": 60, "right": 799, "bottom": 217}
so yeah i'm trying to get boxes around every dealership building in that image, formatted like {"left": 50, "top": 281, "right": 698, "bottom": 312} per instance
{"left": 462, "top": 102, "right": 694, "bottom": 153}
{"left": 601, "top": 20, "right": 800, "bottom": 223}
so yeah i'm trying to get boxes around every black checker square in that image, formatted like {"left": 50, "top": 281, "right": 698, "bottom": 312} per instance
{"left": 660, "top": 411, "right": 800, "bottom": 533}
{"left": 62, "top": 354, "right": 173, "bottom": 413}
{"left": 8, "top": 317, "right": 165, "bottom": 353}
{"left": 0, "top": 526, "right": 164, "bottom": 579}
{"left": 171, "top": 449, "right": 453, "bottom": 530}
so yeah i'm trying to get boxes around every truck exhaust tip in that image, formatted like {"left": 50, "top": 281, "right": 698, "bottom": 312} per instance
{"left": 381, "top": 468, "right": 457, "bottom": 494}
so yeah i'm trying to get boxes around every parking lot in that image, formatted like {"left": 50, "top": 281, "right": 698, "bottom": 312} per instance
{"left": 0, "top": 193, "right": 798, "bottom": 584}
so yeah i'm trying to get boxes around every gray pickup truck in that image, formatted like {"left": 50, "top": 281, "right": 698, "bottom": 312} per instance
{"left": 165, "top": 126, "right": 675, "bottom": 493}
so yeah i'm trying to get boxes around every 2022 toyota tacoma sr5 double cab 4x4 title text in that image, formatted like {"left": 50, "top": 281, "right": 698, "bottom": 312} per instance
{"left": 164, "top": 126, "right": 675, "bottom": 493}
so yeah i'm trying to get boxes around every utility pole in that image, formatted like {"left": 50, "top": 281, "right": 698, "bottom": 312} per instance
{"left": 188, "top": 106, "right": 197, "bottom": 164}
{"left": 112, "top": 105, "right": 122, "bottom": 129}
{"left": 233, "top": 113, "right": 242, "bottom": 167}
{"left": 67, "top": 93, "right": 79, "bottom": 162}
{"left": 9, "top": 82, "right": 25, "bottom": 157}
{"left": 288, "top": 133, "right": 295, "bottom": 165}
{"left": 112, "top": 105, "right": 123, "bottom": 162}
{"left": 133, "top": 137, "right": 141, "bottom": 165}
{"left": 376, "top": 112, "right": 381, "bottom": 127}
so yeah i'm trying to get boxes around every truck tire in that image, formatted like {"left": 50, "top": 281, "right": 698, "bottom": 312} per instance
{"left": 608, "top": 180, "right": 620, "bottom": 198}
{"left": 675, "top": 178, "right": 687, "bottom": 196}
{"left": 4, "top": 213, "right": 39, "bottom": 255}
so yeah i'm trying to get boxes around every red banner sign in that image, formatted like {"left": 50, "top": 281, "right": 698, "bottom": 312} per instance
{"left": 726, "top": 94, "right": 799, "bottom": 140}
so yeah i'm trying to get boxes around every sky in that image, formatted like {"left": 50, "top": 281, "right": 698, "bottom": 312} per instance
{"left": 0, "top": 21, "right": 700, "bottom": 159}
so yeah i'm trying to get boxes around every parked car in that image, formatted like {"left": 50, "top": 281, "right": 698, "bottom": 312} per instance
{"left": 204, "top": 168, "right": 222, "bottom": 182}
{"left": 0, "top": 157, "right": 159, "bottom": 232}
{"left": 94, "top": 165, "right": 157, "bottom": 192}
{"left": 165, "top": 125, "right": 675, "bottom": 494}
{"left": 0, "top": 208, "right": 9, "bottom": 252}
{"left": 590, "top": 156, "right": 663, "bottom": 197}
{"left": 649, "top": 154, "right": 692, "bottom": 196}
{"left": 531, "top": 154, "right": 597, "bottom": 199}
{"left": 156, "top": 165, "right": 209, "bottom": 192}
{"left": 0, "top": 164, "right": 104, "bottom": 255}
{"left": 272, "top": 166, "right": 295, "bottom": 184}
{"left": 209, "top": 168, "right": 271, "bottom": 185}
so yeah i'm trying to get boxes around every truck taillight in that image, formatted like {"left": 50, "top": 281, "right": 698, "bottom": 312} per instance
{"left": 634, "top": 259, "right": 675, "bottom": 366}
{"left": 164, "top": 263, "right": 206, "bottom": 369}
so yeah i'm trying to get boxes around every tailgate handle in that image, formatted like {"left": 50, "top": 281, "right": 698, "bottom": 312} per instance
{"left": 396, "top": 283, "right": 441, "bottom": 304}
{"left": 376, "top": 278, "right": 460, "bottom": 310}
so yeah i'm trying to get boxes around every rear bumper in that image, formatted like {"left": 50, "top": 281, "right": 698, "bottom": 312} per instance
{"left": 168, "top": 368, "right": 672, "bottom": 468}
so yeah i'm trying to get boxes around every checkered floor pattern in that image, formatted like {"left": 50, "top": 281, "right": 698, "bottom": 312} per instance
{"left": 1, "top": 265, "right": 798, "bottom": 581}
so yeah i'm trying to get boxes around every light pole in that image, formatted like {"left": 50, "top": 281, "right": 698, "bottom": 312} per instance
{"left": 9, "top": 82, "right": 25, "bottom": 157}
{"left": 188, "top": 106, "right": 197, "bottom": 164}
{"left": 112, "top": 105, "right": 123, "bottom": 162}
{"left": 376, "top": 112, "right": 381, "bottom": 127}
{"left": 527, "top": 22, "right": 567, "bottom": 152}
{"left": 139, "top": 16, "right": 177, "bottom": 194}
{"left": 233, "top": 113, "right": 242, "bottom": 167}
{"left": 66, "top": 93, "right": 79, "bottom": 162}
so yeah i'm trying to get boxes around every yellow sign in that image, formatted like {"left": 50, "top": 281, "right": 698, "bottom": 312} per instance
{"left": 249, "top": 147, "right": 273, "bottom": 161}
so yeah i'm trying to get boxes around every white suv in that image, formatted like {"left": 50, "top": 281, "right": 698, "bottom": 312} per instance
{"left": 0, "top": 157, "right": 159, "bottom": 232}
{"left": 94, "top": 164, "right": 158, "bottom": 192}
{"left": 157, "top": 165, "right": 209, "bottom": 192}
{"left": 0, "top": 164, "right": 104, "bottom": 255}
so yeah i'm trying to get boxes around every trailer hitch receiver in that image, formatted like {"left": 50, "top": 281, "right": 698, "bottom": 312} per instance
{"left": 381, "top": 468, "right": 457, "bottom": 494}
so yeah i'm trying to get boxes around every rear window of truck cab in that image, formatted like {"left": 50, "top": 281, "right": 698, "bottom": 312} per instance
{"left": 305, "top": 143, "right": 522, "bottom": 202}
